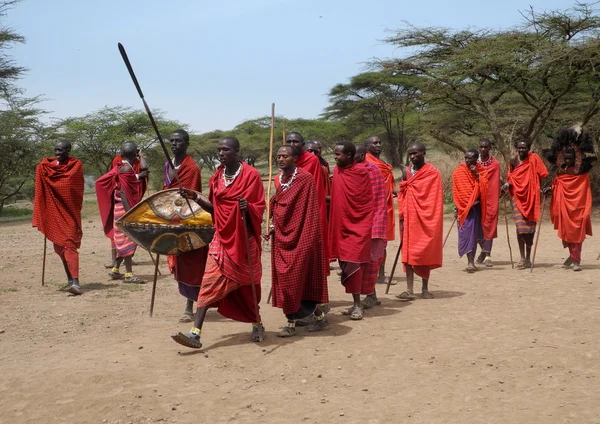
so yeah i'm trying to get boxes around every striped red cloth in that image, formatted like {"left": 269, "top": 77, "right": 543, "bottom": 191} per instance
{"left": 550, "top": 170, "right": 592, "bottom": 243}
{"left": 452, "top": 163, "right": 490, "bottom": 237}
{"left": 478, "top": 157, "right": 500, "bottom": 239}
{"left": 399, "top": 163, "right": 443, "bottom": 277}
{"left": 365, "top": 153, "right": 396, "bottom": 241}
{"left": 112, "top": 155, "right": 147, "bottom": 196}
{"left": 329, "top": 161, "right": 373, "bottom": 263}
{"left": 507, "top": 153, "right": 548, "bottom": 222}
{"left": 163, "top": 154, "right": 208, "bottom": 287}
{"left": 32, "top": 157, "right": 84, "bottom": 248}
{"left": 270, "top": 168, "right": 328, "bottom": 314}
{"left": 363, "top": 161, "right": 388, "bottom": 240}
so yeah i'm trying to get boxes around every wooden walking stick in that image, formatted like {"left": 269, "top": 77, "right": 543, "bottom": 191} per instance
{"left": 503, "top": 195, "right": 514, "bottom": 268}
{"left": 265, "top": 103, "right": 275, "bottom": 237}
{"left": 41, "top": 236, "right": 47, "bottom": 286}
{"left": 282, "top": 121, "right": 286, "bottom": 145}
{"left": 149, "top": 254, "right": 160, "bottom": 317}
{"left": 240, "top": 205, "right": 264, "bottom": 341}
{"left": 443, "top": 217, "right": 457, "bottom": 248}
{"left": 597, "top": 250, "right": 600, "bottom": 261}
{"left": 385, "top": 241, "right": 402, "bottom": 294}
{"left": 146, "top": 249, "right": 161, "bottom": 276}
{"left": 530, "top": 194, "right": 547, "bottom": 272}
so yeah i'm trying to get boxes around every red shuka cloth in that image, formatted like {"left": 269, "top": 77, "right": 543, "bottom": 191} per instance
{"left": 112, "top": 155, "right": 147, "bottom": 196}
{"left": 96, "top": 161, "right": 143, "bottom": 240}
{"left": 452, "top": 163, "right": 491, "bottom": 238}
{"left": 296, "top": 151, "right": 329, "bottom": 257}
{"left": 270, "top": 168, "right": 328, "bottom": 314}
{"left": 365, "top": 153, "right": 396, "bottom": 241}
{"left": 550, "top": 171, "right": 592, "bottom": 244}
{"left": 163, "top": 154, "right": 207, "bottom": 287}
{"left": 32, "top": 157, "right": 84, "bottom": 248}
{"left": 329, "top": 161, "right": 373, "bottom": 263}
{"left": 479, "top": 157, "right": 500, "bottom": 239}
{"left": 507, "top": 153, "right": 549, "bottom": 223}
{"left": 399, "top": 163, "right": 443, "bottom": 271}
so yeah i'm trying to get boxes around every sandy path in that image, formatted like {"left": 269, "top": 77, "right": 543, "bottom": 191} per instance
{"left": 0, "top": 211, "right": 599, "bottom": 424}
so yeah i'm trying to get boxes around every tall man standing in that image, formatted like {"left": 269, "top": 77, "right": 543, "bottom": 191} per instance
{"left": 452, "top": 148, "right": 489, "bottom": 272}
{"left": 364, "top": 136, "right": 396, "bottom": 283}
{"left": 504, "top": 140, "right": 549, "bottom": 269}
{"left": 355, "top": 145, "right": 387, "bottom": 308}
{"left": 265, "top": 145, "right": 329, "bottom": 337}
{"left": 163, "top": 129, "right": 208, "bottom": 322}
{"left": 329, "top": 141, "right": 373, "bottom": 320}
{"left": 96, "top": 141, "right": 147, "bottom": 283}
{"left": 397, "top": 142, "right": 443, "bottom": 300}
{"left": 33, "top": 140, "right": 85, "bottom": 296}
{"left": 172, "top": 137, "right": 266, "bottom": 349}
{"left": 476, "top": 139, "right": 501, "bottom": 267}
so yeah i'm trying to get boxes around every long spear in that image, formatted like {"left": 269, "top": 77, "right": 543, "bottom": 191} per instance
{"left": 117, "top": 42, "right": 194, "bottom": 215}
{"left": 41, "top": 236, "right": 47, "bottom": 286}
{"left": 241, "top": 206, "right": 264, "bottom": 341}
{"left": 503, "top": 195, "right": 514, "bottom": 268}
{"left": 530, "top": 194, "right": 547, "bottom": 272}
{"left": 265, "top": 103, "right": 275, "bottom": 236}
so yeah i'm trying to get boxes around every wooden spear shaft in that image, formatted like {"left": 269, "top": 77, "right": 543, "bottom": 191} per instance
{"left": 530, "top": 194, "right": 547, "bottom": 272}
{"left": 41, "top": 237, "right": 47, "bottom": 286}
{"left": 265, "top": 103, "right": 275, "bottom": 234}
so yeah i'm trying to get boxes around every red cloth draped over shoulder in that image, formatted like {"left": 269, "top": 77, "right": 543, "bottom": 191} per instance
{"left": 112, "top": 155, "right": 147, "bottom": 196}
{"left": 399, "top": 163, "right": 443, "bottom": 269}
{"left": 452, "top": 163, "right": 490, "bottom": 236}
{"left": 96, "top": 162, "right": 143, "bottom": 239}
{"left": 296, "top": 151, "right": 329, "bottom": 256}
{"left": 328, "top": 162, "right": 373, "bottom": 263}
{"left": 32, "top": 157, "right": 84, "bottom": 248}
{"left": 208, "top": 162, "right": 265, "bottom": 277}
{"left": 550, "top": 172, "right": 592, "bottom": 243}
{"left": 270, "top": 168, "right": 328, "bottom": 313}
{"left": 365, "top": 153, "right": 396, "bottom": 241}
{"left": 163, "top": 154, "right": 206, "bottom": 287}
{"left": 507, "top": 153, "right": 549, "bottom": 222}
{"left": 480, "top": 157, "right": 500, "bottom": 239}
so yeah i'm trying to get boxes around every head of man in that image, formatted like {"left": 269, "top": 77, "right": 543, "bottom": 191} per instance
{"left": 355, "top": 144, "right": 367, "bottom": 163}
{"left": 305, "top": 141, "right": 320, "bottom": 156}
{"left": 334, "top": 141, "right": 356, "bottom": 168}
{"left": 563, "top": 147, "right": 576, "bottom": 168}
{"left": 407, "top": 142, "right": 426, "bottom": 169}
{"left": 277, "top": 145, "right": 299, "bottom": 174}
{"left": 285, "top": 132, "right": 304, "bottom": 150}
{"left": 515, "top": 140, "right": 530, "bottom": 160}
{"left": 218, "top": 136, "right": 240, "bottom": 167}
{"left": 54, "top": 140, "right": 72, "bottom": 163}
{"left": 121, "top": 141, "right": 138, "bottom": 163}
{"left": 169, "top": 129, "right": 190, "bottom": 157}
{"left": 464, "top": 148, "right": 479, "bottom": 169}
{"left": 478, "top": 138, "right": 492, "bottom": 160}
{"left": 365, "top": 136, "right": 382, "bottom": 157}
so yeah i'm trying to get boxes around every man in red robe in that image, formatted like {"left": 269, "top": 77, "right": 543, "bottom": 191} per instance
{"left": 364, "top": 136, "right": 397, "bottom": 283}
{"left": 504, "top": 140, "right": 549, "bottom": 269}
{"left": 32, "top": 140, "right": 84, "bottom": 296}
{"left": 96, "top": 142, "right": 147, "bottom": 283}
{"left": 265, "top": 145, "right": 329, "bottom": 337}
{"left": 306, "top": 140, "right": 331, "bottom": 197}
{"left": 549, "top": 148, "right": 593, "bottom": 271}
{"left": 164, "top": 130, "right": 209, "bottom": 322}
{"left": 476, "top": 139, "right": 501, "bottom": 267}
{"left": 105, "top": 146, "right": 148, "bottom": 269}
{"left": 452, "top": 148, "right": 489, "bottom": 272}
{"left": 172, "top": 137, "right": 266, "bottom": 349}
{"left": 396, "top": 142, "right": 443, "bottom": 301}
{"left": 355, "top": 145, "right": 387, "bottom": 308}
{"left": 329, "top": 141, "right": 373, "bottom": 320}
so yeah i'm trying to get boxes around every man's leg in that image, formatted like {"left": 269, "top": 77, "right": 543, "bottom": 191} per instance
{"left": 377, "top": 249, "right": 387, "bottom": 283}
{"left": 122, "top": 256, "right": 146, "bottom": 283}
{"left": 421, "top": 278, "right": 433, "bottom": 299}
{"left": 61, "top": 247, "right": 82, "bottom": 295}
{"left": 396, "top": 265, "right": 416, "bottom": 300}
{"left": 172, "top": 305, "right": 209, "bottom": 349}
{"left": 568, "top": 242, "right": 582, "bottom": 272}
{"left": 516, "top": 232, "right": 527, "bottom": 267}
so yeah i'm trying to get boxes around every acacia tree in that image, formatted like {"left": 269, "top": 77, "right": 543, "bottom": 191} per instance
{"left": 380, "top": 3, "right": 600, "bottom": 163}
{"left": 323, "top": 71, "right": 421, "bottom": 166}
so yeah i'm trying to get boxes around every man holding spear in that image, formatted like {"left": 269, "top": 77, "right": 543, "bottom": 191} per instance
{"left": 172, "top": 137, "right": 266, "bottom": 349}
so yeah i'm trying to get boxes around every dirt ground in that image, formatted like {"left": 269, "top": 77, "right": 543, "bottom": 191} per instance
{"left": 1, "top": 206, "right": 599, "bottom": 424}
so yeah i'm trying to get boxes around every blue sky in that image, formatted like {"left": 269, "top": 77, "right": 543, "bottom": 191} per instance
{"left": 9, "top": 0, "right": 574, "bottom": 133}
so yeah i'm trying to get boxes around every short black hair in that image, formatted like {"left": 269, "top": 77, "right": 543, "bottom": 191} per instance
{"left": 279, "top": 144, "right": 301, "bottom": 158}
{"left": 465, "top": 148, "right": 479, "bottom": 158}
{"left": 286, "top": 132, "right": 304, "bottom": 144}
{"left": 220, "top": 136, "right": 240, "bottom": 150}
{"left": 56, "top": 140, "right": 72, "bottom": 151}
{"left": 336, "top": 141, "right": 356, "bottom": 158}
{"left": 514, "top": 139, "right": 530, "bottom": 148}
{"left": 171, "top": 129, "right": 189, "bottom": 143}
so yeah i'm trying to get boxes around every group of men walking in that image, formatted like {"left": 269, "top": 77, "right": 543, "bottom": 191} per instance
{"left": 32, "top": 126, "right": 595, "bottom": 349}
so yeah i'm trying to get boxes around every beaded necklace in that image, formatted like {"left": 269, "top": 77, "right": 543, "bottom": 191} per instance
{"left": 279, "top": 167, "right": 298, "bottom": 191}
{"left": 223, "top": 162, "right": 242, "bottom": 187}
{"left": 478, "top": 156, "right": 493, "bottom": 167}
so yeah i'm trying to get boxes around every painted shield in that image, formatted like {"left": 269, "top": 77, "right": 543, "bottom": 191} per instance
{"left": 116, "top": 188, "right": 214, "bottom": 255}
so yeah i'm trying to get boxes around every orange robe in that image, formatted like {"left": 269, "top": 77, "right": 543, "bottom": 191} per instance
{"left": 550, "top": 171, "right": 592, "bottom": 244}
{"left": 452, "top": 163, "right": 491, "bottom": 238}
{"left": 507, "top": 153, "right": 549, "bottom": 223}
{"left": 399, "top": 163, "right": 443, "bottom": 279}
{"left": 479, "top": 157, "right": 500, "bottom": 239}
{"left": 365, "top": 153, "right": 396, "bottom": 241}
